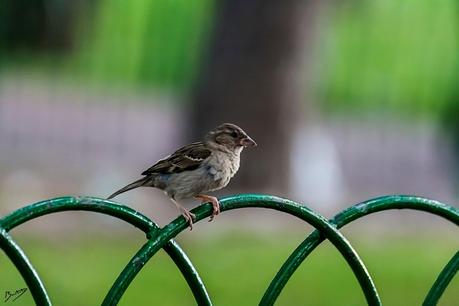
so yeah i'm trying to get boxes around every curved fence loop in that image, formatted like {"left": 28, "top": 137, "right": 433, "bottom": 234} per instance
{"left": 261, "top": 195, "right": 459, "bottom": 306}
{"left": 0, "top": 228, "right": 51, "bottom": 305}
{"left": 0, "top": 197, "right": 154, "bottom": 233}
{"left": 0, "top": 196, "right": 212, "bottom": 306}
{"left": 1, "top": 194, "right": 457, "bottom": 305}
{"left": 103, "top": 194, "right": 382, "bottom": 306}
{"left": 423, "top": 251, "right": 459, "bottom": 306}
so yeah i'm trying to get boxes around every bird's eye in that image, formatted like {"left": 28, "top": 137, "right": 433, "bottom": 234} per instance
{"left": 230, "top": 131, "right": 238, "bottom": 138}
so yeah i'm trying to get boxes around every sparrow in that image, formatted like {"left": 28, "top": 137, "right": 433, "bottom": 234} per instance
{"left": 107, "top": 123, "right": 256, "bottom": 229}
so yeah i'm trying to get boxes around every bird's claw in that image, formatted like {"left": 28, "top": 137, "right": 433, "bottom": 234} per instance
{"left": 181, "top": 210, "right": 196, "bottom": 231}
{"left": 208, "top": 199, "right": 220, "bottom": 222}
{"left": 195, "top": 194, "right": 220, "bottom": 222}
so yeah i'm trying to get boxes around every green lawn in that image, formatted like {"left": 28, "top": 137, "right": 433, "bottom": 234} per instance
{"left": 1, "top": 232, "right": 457, "bottom": 305}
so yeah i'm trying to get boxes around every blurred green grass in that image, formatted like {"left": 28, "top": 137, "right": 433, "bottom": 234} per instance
{"left": 1, "top": 232, "right": 457, "bottom": 305}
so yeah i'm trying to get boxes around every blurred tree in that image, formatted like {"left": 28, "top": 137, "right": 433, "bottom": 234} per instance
{"left": 442, "top": 88, "right": 459, "bottom": 196}
{"left": 0, "top": 0, "right": 87, "bottom": 52}
{"left": 441, "top": 2, "right": 459, "bottom": 191}
{"left": 189, "top": 0, "right": 320, "bottom": 194}
{"left": 0, "top": 0, "right": 47, "bottom": 51}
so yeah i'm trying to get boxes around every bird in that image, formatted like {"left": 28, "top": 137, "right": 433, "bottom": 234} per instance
{"left": 107, "top": 123, "right": 256, "bottom": 229}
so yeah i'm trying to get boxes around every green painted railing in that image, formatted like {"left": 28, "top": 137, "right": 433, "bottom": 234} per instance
{"left": 0, "top": 194, "right": 458, "bottom": 305}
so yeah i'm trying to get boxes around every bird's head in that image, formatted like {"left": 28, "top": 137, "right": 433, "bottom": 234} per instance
{"left": 205, "top": 123, "right": 256, "bottom": 152}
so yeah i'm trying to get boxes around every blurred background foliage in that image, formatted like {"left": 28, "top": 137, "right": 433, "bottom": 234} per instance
{"left": 1, "top": 0, "right": 458, "bottom": 305}
{"left": 74, "top": 0, "right": 214, "bottom": 90}
{"left": 316, "top": 0, "right": 459, "bottom": 119}
{"left": 1, "top": 0, "right": 215, "bottom": 90}
{"left": 2, "top": 0, "right": 459, "bottom": 115}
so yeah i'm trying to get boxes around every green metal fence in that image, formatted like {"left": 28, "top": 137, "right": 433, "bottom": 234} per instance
{"left": 0, "top": 194, "right": 458, "bottom": 305}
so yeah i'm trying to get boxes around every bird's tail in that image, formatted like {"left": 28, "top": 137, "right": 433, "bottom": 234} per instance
{"left": 107, "top": 177, "right": 149, "bottom": 200}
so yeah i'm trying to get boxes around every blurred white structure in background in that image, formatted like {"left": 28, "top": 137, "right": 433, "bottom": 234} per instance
{"left": 291, "top": 126, "right": 345, "bottom": 209}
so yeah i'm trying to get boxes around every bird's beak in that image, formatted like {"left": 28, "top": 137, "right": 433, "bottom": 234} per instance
{"left": 240, "top": 136, "right": 257, "bottom": 147}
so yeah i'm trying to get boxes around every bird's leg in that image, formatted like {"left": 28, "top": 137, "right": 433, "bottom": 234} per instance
{"left": 195, "top": 194, "right": 220, "bottom": 222}
{"left": 170, "top": 198, "right": 195, "bottom": 230}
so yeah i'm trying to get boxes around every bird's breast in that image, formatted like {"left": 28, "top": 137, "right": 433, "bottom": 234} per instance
{"left": 205, "top": 151, "right": 240, "bottom": 190}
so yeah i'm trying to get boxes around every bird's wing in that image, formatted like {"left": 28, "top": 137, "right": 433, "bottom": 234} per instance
{"left": 141, "top": 142, "right": 211, "bottom": 175}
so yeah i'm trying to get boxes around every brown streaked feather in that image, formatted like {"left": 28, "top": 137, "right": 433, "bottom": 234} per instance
{"left": 141, "top": 142, "right": 211, "bottom": 175}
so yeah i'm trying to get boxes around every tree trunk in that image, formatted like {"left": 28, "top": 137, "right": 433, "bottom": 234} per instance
{"left": 0, "top": 0, "right": 88, "bottom": 52}
{"left": 189, "top": 0, "right": 320, "bottom": 195}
